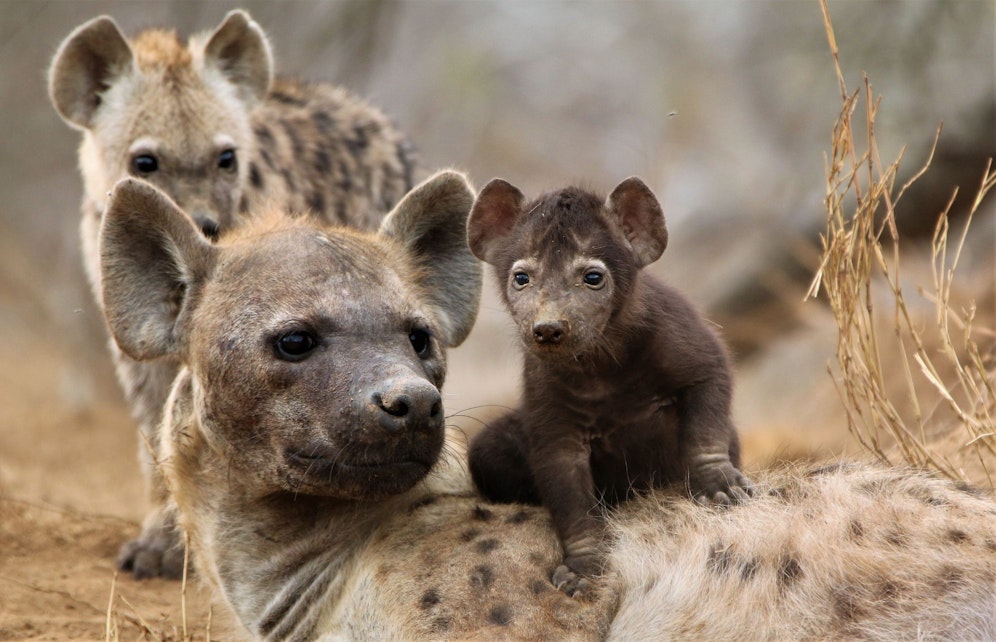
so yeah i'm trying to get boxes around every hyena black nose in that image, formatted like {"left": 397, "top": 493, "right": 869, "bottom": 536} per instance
{"left": 372, "top": 379, "right": 442, "bottom": 432}
{"left": 192, "top": 215, "right": 220, "bottom": 240}
{"left": 533, "top": 320, "right": 569, "bottom": 345}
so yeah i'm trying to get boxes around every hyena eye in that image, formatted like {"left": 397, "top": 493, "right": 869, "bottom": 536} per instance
{"left": 131, "top": 154, "right": 158, "bottom": 174}
{"left": 512, "top": 272, "right": 530, "bottom": 289}
{"left": 218, "top": 149, "right": 237, "bottom": 172}
{"left": 409, "top": 328, "right": 431, "bottom": 357}
{"left": 583, "top": 271, "right": 605, "bottom": 289}
{"left": 275, "top": 331, "right": 318, "bottom": 361}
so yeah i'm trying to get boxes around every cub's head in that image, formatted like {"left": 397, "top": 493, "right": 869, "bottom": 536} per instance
{"left": 50, "top": 10, "right": 272, "bottom": 237}
{"left": 99, "top": 171, "right": 481, "bottom": 499}
{"left": 467, "top": 177, "right": 667, "bottom": 360}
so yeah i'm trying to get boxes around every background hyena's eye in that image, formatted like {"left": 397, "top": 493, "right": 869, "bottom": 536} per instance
{"left": 218, "top": 149, "right": 237, "bottom": 172}
{"left": 512, "top": 272, "right": 530, "bottom": 288}
{"left": 130, "top": 154, "right": 158, "bottom": 174}
{"left": 275, "top": 331, "right": 318, "bottom": 361}
{"left": 583, "top": 271, "right": 605, "bottom": 288}
{"left": 409, "top": 328, "right": 431, "bottom": 357}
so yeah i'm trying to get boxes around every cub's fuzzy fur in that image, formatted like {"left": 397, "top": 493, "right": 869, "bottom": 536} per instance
{"left": 49, "top": 10, "right": 415, "bottom": 578}
{"left": 466, "top": 178, "right": 751, "bottom": 594}
{"left": 99, "top": 176, "right": 996, "bottom": 641}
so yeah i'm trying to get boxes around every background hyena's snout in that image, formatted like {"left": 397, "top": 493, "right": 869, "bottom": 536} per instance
{"left": 533, "top": 319, "right": 570, "bottom": 346}
{"left": 370, "top": 377, "right": 443, "bottom": 433}
{"left": 190, "top": 212, "right": 220, "bottom": 240}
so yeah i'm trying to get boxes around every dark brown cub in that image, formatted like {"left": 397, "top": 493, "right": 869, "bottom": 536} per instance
{"left": 466, "top": 177, "right": 753, "bottom": 596}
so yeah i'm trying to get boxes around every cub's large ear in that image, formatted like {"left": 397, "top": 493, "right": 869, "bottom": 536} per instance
{"left": 605, "top": 176, "right": 668, "bottom": 267}
{"left": 466, "top": 178, "right": 525, "bottom": 265}
{"left": 201, "top": 10, "right": 273, "bottom": 104}
{"left": 49, "top": 16, "right": 134, "bottom": 130}
{"left": 379, "top": 170, "right": 481, "bottom": 347}
{"left": 100, "top": 179, "right": 216, "bottom": 361}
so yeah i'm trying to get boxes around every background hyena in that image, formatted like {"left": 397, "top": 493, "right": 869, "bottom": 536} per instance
{"left": 49, "top": 10, "right": 416, "bottom": 579}
{"left": 97, "top": 176, "right": 996, "bottom": 641}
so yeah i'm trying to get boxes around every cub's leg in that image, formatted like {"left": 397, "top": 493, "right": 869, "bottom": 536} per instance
{"left": 468, "top": 410, "right": 541, "bottom": 505}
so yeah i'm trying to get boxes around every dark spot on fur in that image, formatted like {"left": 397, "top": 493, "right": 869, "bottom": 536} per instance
{"left": 459, "top": 528, "right": 481, "bottom": 543}
{"left": 408, "top": 496, "right": 438, "bottom": 513}
{"left": 488, "top": 604, "right": 513, "bottom": 627}
{"left": 767, "top": 486, "right": 787, "bottom": 500}
{"left": 254, "top": 124, "right": 274, "bottom": 144}
{"left": 419, "top": 588, "right": 441, "bottom": 609}
{"left": 831, "top": 586, "right": 865, "bottom": 622}
{"left": 879, "top": 579, "right": 901, "bottom": 601}
{"left": 858, "top": 479, "right": 887, "bottom": 496}
{"left": 312, "top": 111, "right": 335, "bottom": 134}
{"left": 476, "top": 538, "right": 500, "bottom": 554}
{"left": 740, "top": 557, "right": 759, "bottom": 581}
{"left": 946, "top": 528, "right": 970, "bottom": 545}
{"left": 778, "top": 556, "right": 803, "bottom": 589}
{"left": 529, "top": 551, "right": 545, "bottom": 564}
{"left": 473, "top": 506, "right": 495, "bottom": 522}
{"left": 314, "top": 149, "right": 331, "bottom": 175}
{"left": 470, "top": 565, "right": 495, "bottom": 591}
{"left": 335, "top": 200, "right": 347, "bottom": 223}
{"left": 805, "top": 462, "right": 852, "bottom": 477}
{"left": 281, "top": 168, "right": 296, "bottom": 191}
{"left": 953, "top": 480, "right": 981, "bottom": 496}
{"left": 307, "top": 191, "right": 325, "bottom": 214}
{"left": 707, "top": 543, "right": 733, "bottom": 575}
{"left": 238, "top": 194, "right": 249, "bottom": 213}
{"left": 849, "top": 519, "right": 865, "bottom": 540}
{"left": 530, "top": 577, "right": 550, "bottom": 595}
{"left": 932, "top": 564, "right": 966, "bottom": 591}
{"left": 985, "top": 538, "right": 996, "bottom": 552}
{"left": 282, "top": 120, "right": 304, "bottom": 157}
{"left": 430, "top": 616, "right": 451, "bottom": 633}
{"left": 884, "top": 528, "right": 909, "bottom": 548}
{"left": 506, "top": 510, "right": 531, "bottom": 524}
{"left": 249, "top": 162, "right": 263, "bottom": 189}
{"left": 259, "top": 146, "right": 275, "bottom": 170}
{"left": 270, "top": 90, "right": 306, "bottom": 107}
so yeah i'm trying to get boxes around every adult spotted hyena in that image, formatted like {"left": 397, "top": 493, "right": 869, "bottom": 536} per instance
{"left": 99, "top": 176, "right": 996, "bottom": 641}
{"left": 49, "top": 10, "right": 416, "bottom": 578}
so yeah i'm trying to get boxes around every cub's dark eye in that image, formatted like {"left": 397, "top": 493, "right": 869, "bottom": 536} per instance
{"left": 583, "top": 271, "right": 605, "bottom": 289}
{"left": 512, "top": 272, "right": 530, "bottom": 289}
{"left": 409, "top": 328, "right": 431, "bottom": 357}
{"left": 131, "top": 154, "right": 158, "bottom": 174}
{"left": 275, "top": 331, "right": 318, "bottom": 361}
{"left": 218, "top": 148, "right": 237, "bottom": 171}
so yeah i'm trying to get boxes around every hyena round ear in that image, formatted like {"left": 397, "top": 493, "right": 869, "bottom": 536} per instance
{"left": 100, "top": 179, "right": 216, "bottom": 361}
{"left": 467, "top": 178, "right": 526, "bottom": 264}
{"left": 49, "top": 16, "right": 133, "bottom": 130}
{"left": 202, "top": 10, "right": 273, "bottom": 104}
{"left": 605, "top": 177, "right": 668, "bottom": 268}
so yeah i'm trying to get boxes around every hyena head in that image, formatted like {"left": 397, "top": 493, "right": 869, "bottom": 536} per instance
{"left": 50, "top": 10, "right": 272, "bottom": 237}
{"left": 99, "top": 171, "right": 481, "bottom": 499}
{"left": 467, "top": 177, "right": 667, "bottom": 360}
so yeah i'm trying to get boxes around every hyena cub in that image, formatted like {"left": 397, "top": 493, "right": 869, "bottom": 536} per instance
{"left": 467, "top": 177, "right": 753, "bottom": 595}
{"left": 49, "top": 11, "right": 415, "bottom": 579}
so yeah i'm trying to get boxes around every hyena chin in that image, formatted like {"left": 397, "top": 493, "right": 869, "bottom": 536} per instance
{"left": 466, "top": 177, "right": 751, "bottom": 596}
{"left": 49, "top": 10, "right": 416, "bottom": 579}
{"left": 100, "top": 178, "right": 995, "bottom": 641}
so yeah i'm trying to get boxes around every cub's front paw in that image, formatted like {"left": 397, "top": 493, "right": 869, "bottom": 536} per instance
{"left": 552, "top": 543, "right": 604, "bottom": 598}
{"left": 690, "top": 456, "right": 754, "bottom": 506}
{"left": 553, "top": 563, "right": 595, "bottom": 598}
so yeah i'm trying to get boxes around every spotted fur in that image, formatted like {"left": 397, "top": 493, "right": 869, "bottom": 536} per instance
{"left": 49, "top": 10, "right": 415, "bottom": 579}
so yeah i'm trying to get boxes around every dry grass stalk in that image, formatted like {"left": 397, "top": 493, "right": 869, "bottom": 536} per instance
{"left": 811, "top": 0, "right": 994, "bottom": 486}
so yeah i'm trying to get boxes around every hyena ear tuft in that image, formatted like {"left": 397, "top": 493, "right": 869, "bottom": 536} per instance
{"left": 202, "top": 10, "right": 273, "bottom": 104}
{"left": 100, "top": 179, "right": 216, "bottom": 361}
{"left": 467, "top": 178, "right": 526, "bottom": 265}
{"left": 379, "top": 170, "right": 482, "bottom": 347}
{"left": 605, "top": 177, "right": 668, "bottom": 267}
{"left": 48, "top": 16, "right": 133, "bottom": 130}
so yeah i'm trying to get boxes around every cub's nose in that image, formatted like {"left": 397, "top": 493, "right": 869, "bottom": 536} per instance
{"left": 371, "top": 378, "right": 442, "bottom": 433}
{"left": 533, "top": 320, "right": 569, "bottom": 345}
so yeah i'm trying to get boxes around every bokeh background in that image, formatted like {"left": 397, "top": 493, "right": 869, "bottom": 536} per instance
{"left": 0, "top": 1, "right": 993, "bottom": 636}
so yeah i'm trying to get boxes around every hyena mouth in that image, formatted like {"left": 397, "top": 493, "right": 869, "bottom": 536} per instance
{"left": 284, "top": 445, "right": 436, "bottom": 491}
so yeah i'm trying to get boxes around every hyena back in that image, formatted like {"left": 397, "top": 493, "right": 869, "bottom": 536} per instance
{"left": 49, "top": 10, "right": 416, "bottom": 579}
{"left": 98, "top": 177, "right": 996, "bottom": 641}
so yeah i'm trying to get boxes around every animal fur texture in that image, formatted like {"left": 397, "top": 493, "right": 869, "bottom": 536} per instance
{"left": 466, "top": 178, "right": 752, "bottom": 595}
{"left": 49, "top": 10, "right": 415, "bottom": 578}
{"left": 98, "top": 175, "right": 996, "bottom": 641}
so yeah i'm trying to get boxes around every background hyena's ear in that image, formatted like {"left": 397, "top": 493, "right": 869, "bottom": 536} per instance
{"left": 379, "top": 170, "right": 482, "bottom": 347}
{"left": 605, "top": 176, "right": 668, "bottom": 267}
{"left": 466, "top": 178, "right": 526, "bottom": 265}
{"left": 48, "top": 16, "right": 133, "bottom": 130}
{"left": 100, "top": 179, "right": 217, "bottom": 361}
{"left": 201, "top": 10, "right": 273, "bottom": 104}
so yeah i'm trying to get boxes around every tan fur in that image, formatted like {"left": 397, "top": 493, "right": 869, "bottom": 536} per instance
{"left": 99, "top": 176, "right": 995, "bottom": 640}
{"left": 49, "top": 11, "right": 416, "bottom": 578}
